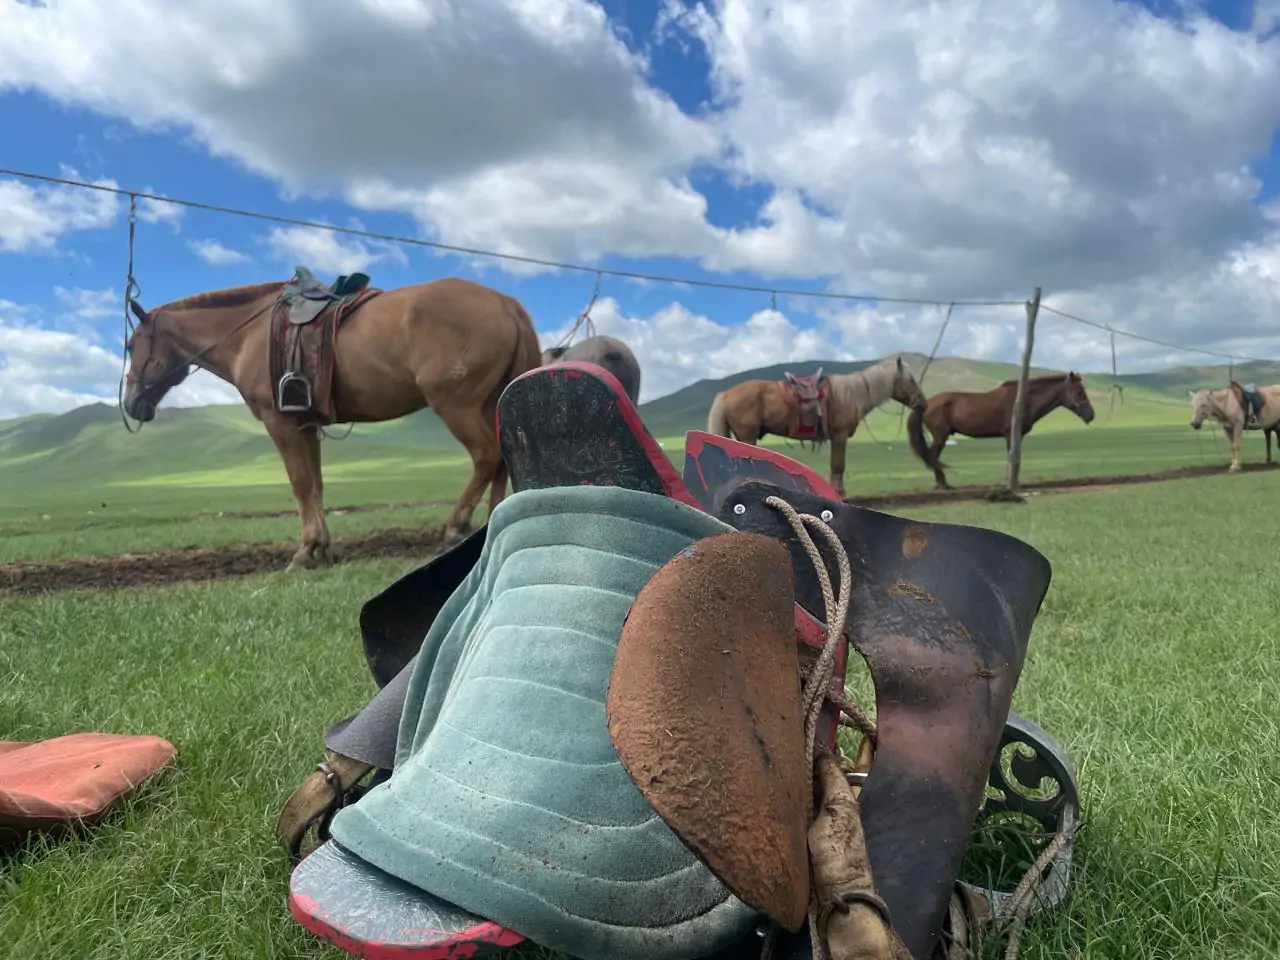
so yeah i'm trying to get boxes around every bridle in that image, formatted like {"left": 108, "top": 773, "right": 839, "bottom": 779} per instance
{"left": 1049, "top": 376, "right": 1090, "bottom": 417}
{"left": 120, "top": 297, "right": 273, "bottom": 430}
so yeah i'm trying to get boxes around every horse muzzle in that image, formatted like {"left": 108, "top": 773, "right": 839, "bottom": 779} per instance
{"left": 1189, "top": 419, "right": 1202, "bottom": 430}
{"left": 123, "top": 395, "right": 157, "bottom": 423}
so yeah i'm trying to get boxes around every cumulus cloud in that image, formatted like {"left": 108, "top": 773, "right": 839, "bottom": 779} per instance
{"left": 189, "top": 238, "right": 249, "bottom": 266}
{"left": 54, "top": 286, "right": 117, "bottom": 320}
{"left": 539, "top": 296, "right": 837, "bottom": 401}
{"left": 0, "top": 0, "right": 721, "bottom": 267}
{"left": 1256, "top": 0, "right": 1280, "bottom": 37}
{"left": 266, "top": 226, "right": 407, "bottom": 275}
{"left": 136, "top": 190, "right": 184, "bottom": 230}
{"left": 0, "top": 166, "right": 119, "bottom": 253}
{"left": 0, "top": 299, "right": 242, "bottom": 421}
{"left": 0, "top": 304, "right": 122, "bottom": 419}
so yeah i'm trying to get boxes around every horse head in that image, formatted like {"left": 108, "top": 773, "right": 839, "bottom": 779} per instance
{"left": 121, "top": 299, "right": 194, "bottom": 423}
{"left": 783, "top": 369, "right": 826, "bottom": 402}
{"left": 1188, "top": 387, "right": 1215, "bottom": 430}
{"left": 1061, "top": 372, "right": 1096, "bottom": 424}
{"left": 891, "top": 356, "right": 929, "bottom": 411}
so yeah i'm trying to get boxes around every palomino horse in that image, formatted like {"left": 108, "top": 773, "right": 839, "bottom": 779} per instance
{"left": 1188, "top": 382, "right": 1280, "bottom": 472}
{"left": 121, "top": 277, "right": 542, "bottom": 570}
{"left": 541, "top": 335, "right": 641, "bottom": 404}
{"left": 705, "top": 356, "right": 928, "bottom": 497}
{"left": 907, "top": 372, "right": 1096, "bottom": 489}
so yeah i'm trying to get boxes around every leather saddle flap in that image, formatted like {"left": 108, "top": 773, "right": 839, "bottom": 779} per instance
{"left": 718, "top": 480, "right": 1052, "bottom": 960}
{"left": 606, "top": 530, "right": 811, "bottom": 933}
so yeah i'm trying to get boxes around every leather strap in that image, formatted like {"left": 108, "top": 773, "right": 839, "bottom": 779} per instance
{"left": 276, "top": 752, "right": 374, "bottom": 863}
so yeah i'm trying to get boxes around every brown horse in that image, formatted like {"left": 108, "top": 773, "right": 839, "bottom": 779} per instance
{"left": 907, "top": 372, "right": 1096, "bottom": 489}
{"left": 121, "top": 276, "right": 542, "bottom": 570}
{"left": 705, "top": 356, "right": 928, "bottom": 497}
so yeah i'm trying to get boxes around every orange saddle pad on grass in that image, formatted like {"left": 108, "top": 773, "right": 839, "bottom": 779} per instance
{"left": 0, "top": 733, "right": 177, "bottom": 848}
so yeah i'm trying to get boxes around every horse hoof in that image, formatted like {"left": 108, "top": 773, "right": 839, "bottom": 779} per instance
{"left": 1229, "top": 464, "right": 1242, "bottom": 474}
{"left": 286, "top": 546, "right": 334, "bottom": 571}
{"left": 442, "top": 523, "right": 471, "bottom": 545}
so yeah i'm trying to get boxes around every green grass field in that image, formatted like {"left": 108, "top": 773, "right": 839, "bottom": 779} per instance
{"left": 3, "top": 464, "right": 1279, "bottom": 958}
{"left": 2, "top": 355, "right": 1279, "bottom": 959}
{"left": 1, "top": 412, "right": 1264, "bottom": 565}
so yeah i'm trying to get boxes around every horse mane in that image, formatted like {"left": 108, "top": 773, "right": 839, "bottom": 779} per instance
{"left": 997, "top": 372, "right": 1072, "bottom": 390}
{"left": 826, "top": 357, "right": 902, "bottom": 417}
{"left": 160, "top": 281, "right": 285, "bottom": 311}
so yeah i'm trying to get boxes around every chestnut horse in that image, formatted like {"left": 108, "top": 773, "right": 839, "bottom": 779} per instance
{"left": 121, "top": 277, "right": 542, "bottom": 570}
{"left": 1188, "top": 382, "right": 1280, "bottom": 472}
{"left": 705, "top": 356, "right": 927, "bottom": 497}
{"left": 907, "top": 372, "right": 1096, "bottom": 489}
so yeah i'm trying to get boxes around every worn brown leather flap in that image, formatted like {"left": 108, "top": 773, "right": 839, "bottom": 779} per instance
{"left": 606, "top": 530, "right": 811, "bottom": 932}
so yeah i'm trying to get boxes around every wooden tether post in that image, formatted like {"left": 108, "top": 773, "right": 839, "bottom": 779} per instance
{"left": 991, "top": 287, "right": 1041, "bottom": 503}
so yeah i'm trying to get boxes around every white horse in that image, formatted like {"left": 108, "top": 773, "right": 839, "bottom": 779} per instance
{"left": 1188, "top": 383, "right": 1280, "bottom": 472}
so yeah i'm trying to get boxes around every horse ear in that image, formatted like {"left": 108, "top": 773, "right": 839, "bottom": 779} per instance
{"left": 814, "top": 366, "right": 824, "bottom": 381}
{"left": 128, "top": 299, "right": 149, "bottom": 325}
{"left": 784, "top": 371, "right": 796, "bottom": 383}
{"left": 896, "top": 356, "right": 904, "bottom": 370}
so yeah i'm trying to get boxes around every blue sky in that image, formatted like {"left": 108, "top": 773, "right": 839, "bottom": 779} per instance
{"left": 2, "top": 0, "right": 1279, "bottom": 417}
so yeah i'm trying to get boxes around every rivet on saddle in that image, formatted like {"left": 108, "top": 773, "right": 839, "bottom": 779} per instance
{"left": 279, "top": 363, "right": 1079, "bottom": 960}
{"left": 271, "top": 265, "right": 379, "bottom": 419}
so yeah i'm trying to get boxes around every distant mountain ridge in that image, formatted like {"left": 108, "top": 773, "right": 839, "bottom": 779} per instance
{"left": 2, "top": 354, "right": 1276, "bottom": 490}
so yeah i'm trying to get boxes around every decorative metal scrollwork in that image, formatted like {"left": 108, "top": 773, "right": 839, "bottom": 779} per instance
{"left": 960, "top": 710, "right": 1079, "bottom": 923}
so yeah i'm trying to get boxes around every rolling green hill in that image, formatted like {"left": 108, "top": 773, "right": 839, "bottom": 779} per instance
{"left": 0, "top": 354, "right": 1270, "bottom": 511}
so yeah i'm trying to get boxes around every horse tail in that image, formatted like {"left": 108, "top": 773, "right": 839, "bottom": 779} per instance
{"left": 707, "top": 391, "right": 731, "bottom": 437}
{"left": 906, "top": 406, "right": 938, "bottom": 469}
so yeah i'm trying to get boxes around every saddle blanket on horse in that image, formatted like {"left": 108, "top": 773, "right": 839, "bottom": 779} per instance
{"left": 779, "top": 373, "right": 829, "bottom": 441}
{"left": 269, "top": 267, "right": 381, "bottom": 424}
{"left": 327, "top": 485, "right": 758, "bottom": 960}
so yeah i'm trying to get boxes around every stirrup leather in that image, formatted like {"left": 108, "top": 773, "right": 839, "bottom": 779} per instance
{"left": 277, "top": 752, "right": 375, "bottom": 863}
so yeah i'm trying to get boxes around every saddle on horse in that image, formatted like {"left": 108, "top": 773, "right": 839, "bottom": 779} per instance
{"left": 278, "top": 363, "right": 1078, "bottom": 960}
{"left": 270, "top": 266, "right": 380, "bottom": 420}
{"left": 1232, "top": 381, "right": 1264, "bottom": 428}
{"left": 782, "top": 369, "right": 830, "bottom": 442}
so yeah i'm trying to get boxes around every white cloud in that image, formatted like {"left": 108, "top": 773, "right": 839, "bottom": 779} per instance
{"left": 189, "top": 238, "right": 249, "bottom": 266}
{"left": 0, "top": 300, "right": 242, "bottom": 421}
{"left": 0, "top": 166, "right": 119, "bottom": 252}
{"left": 136, "top": 190, "right": 184, "bottom": 230}
{"left": 0, "top": 0, "right": 720, "bottom": 269}
{"left": 0, "top": 311, "right": 122, "bottom": 419}
{"left": 1256, "top": 0, "right": 1280, "bottom": 37}
{"left": 54, "top": 286, "right": 117, "bottom": 320}
{"left": 540, "top": 295, "right": 841, "bottom": 402}
{"left": 266, "top": 225, "right": 407, "bottom": 276}
{"left": 668, "top": 1, "right": 1280, "bottom": 294}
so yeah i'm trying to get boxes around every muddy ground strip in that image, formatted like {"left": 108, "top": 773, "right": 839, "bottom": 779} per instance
{"left": 3, "top": 462, "right": 1272, "bottom": 596}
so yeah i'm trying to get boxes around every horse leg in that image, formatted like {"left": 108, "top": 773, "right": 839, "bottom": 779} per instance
{"left": 1229, "top": 424, "right": 1243, "bottom": 473}
{"left": 484, "top": 398, "right": 509, "bottom": 518}
{"left": 928, "top": 427, "right": 951, "bottom": 490}
{"left": 828, "top": 431, "right": 849, "bottom": 499}
{"left": 264, "top": 417, "right": 332, "bottom": 570}
{"left": 434, "top": 402, "right": 503, "bottom": 542}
